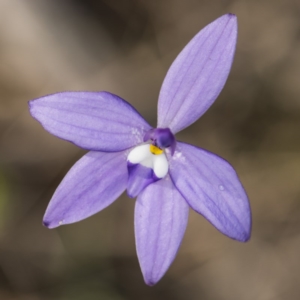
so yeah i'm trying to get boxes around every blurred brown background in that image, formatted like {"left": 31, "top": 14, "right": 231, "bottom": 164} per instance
{"left": 0, "top": 0, "right": 300, "bottom": 299}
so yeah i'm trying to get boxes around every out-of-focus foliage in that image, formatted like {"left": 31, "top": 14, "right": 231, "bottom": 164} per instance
{"left": 1, "top": 0, "right": 300, "bottom": 299}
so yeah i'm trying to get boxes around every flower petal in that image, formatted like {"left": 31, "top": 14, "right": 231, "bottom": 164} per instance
{"left": 168, "top": 142, "right": 251, "bottom": 242}
{"left": 135, "top": 177, "right": 189, "bottom": 285}
{"left": 157, "top": 14, "right": 237, "bottom": 133}
{"left": 127, "top": 163, "right": 159, "bottom": 198}
{"left": 29, "top": 92, "right": 151, "bottom": 151}
{"left": 43, "top": 150, "right": 128, "bottom": 228}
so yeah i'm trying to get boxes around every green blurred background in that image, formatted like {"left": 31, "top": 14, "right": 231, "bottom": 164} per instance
{"left": 1, "top": 0, "right": 300, "bottom": 299}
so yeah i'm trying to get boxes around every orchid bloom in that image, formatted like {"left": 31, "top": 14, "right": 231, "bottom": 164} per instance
{"left": 29, "top": 14, "right": 251, "bottom": 285}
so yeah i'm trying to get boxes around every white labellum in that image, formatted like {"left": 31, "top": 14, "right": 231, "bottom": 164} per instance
{"left": 127, "top": 144, "right": 168, "bottom": 178}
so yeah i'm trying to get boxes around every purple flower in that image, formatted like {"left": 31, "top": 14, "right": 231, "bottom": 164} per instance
{"left": 29, "top": 14, "right": 251, "bottom": 285}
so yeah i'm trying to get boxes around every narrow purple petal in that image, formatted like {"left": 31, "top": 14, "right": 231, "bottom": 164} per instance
{"left": 135, "top": 177, "right": 189, "bottom": 285}
{"left": 29, "top": 92, "right": 152, "bottom": 151}
{"left": 157, "top": 14, "right": 237, "bottom": 133}
{"left": 168, "top": 142, "right": 251, "bottom": 242}
{"left": 43, "top": 150, "right": 128, "bottom": 228}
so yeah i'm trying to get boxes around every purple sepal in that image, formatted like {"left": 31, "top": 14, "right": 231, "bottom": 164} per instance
{"left": 169, "top": 142, "right": 251, "bottom": 242}
{"left": 127, "top": 162, "right": 160, "bottom": 198}
{"left": 43, "top": 151, "right": 128, "bottom": 228}
{"left": 157, "top": 14, "right": 237, "bottom": 134}
{"left": 29, "top": 91, "right": 152, "bottom": 152}
{"left": 135, "top": 177, "right": 189, "bottom": 286}
{"left": 144, "top": 128, "right": 176, "bottom": 155}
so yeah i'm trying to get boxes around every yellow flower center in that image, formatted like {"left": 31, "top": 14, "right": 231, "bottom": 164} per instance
{"left": 149, "top": 144, "right": 163, "bottom": 155}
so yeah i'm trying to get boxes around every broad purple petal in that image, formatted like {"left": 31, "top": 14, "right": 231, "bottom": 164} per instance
{"left": 29, "top": 92, "right": 151, "bottom": 151}
{"left": 168, "top": 142, "right": 251, "bottom": 241}
{"left": 157, "top": 14, "right": 237, "bottom": 133}
{"left": 135, "top": 177, "right": 189, "bottom": 285}
{"left": 43, "top": 150, "right": 128, "bottom": 228}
